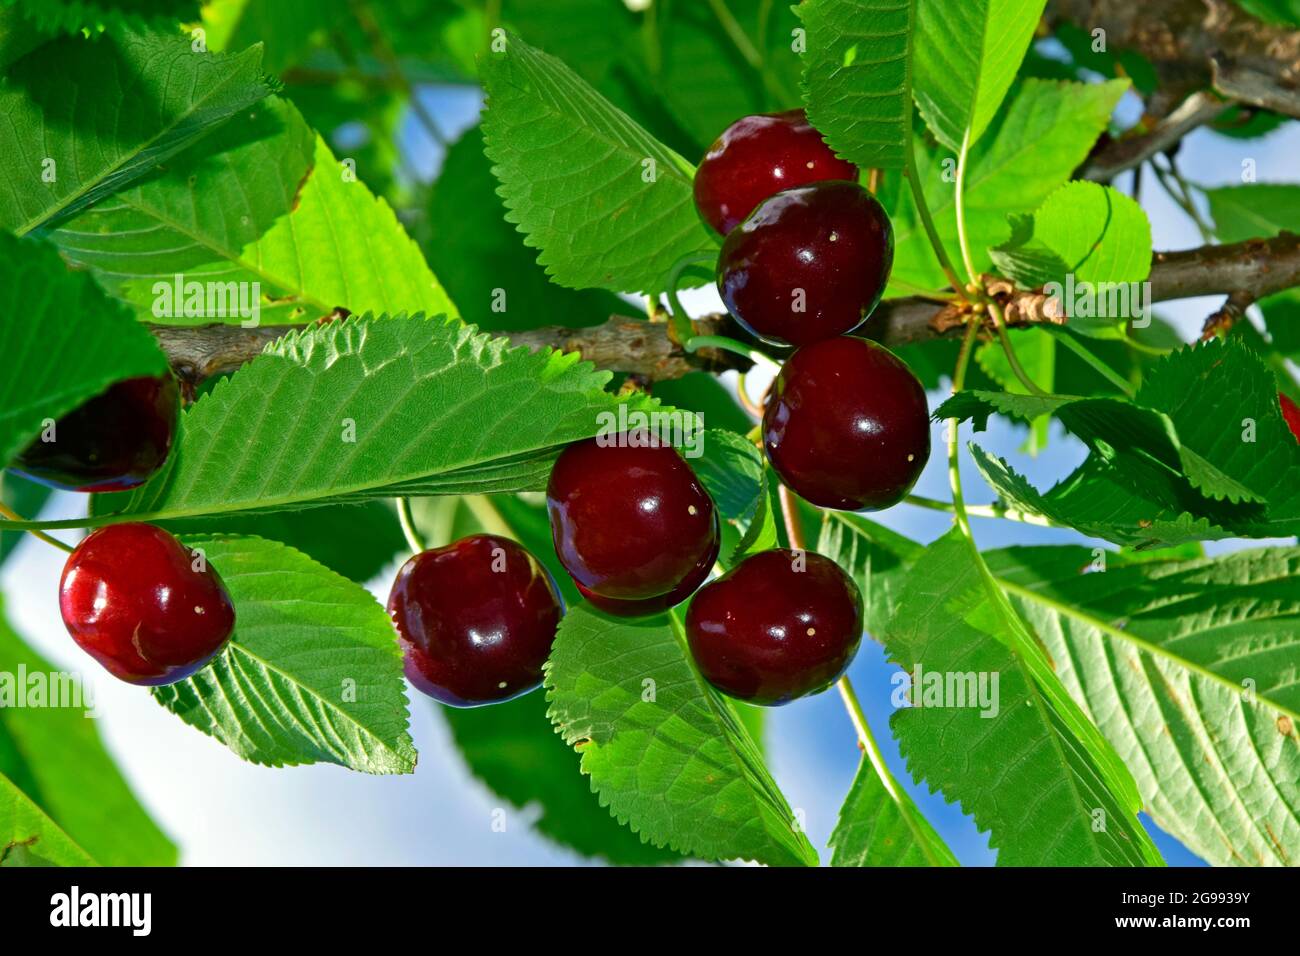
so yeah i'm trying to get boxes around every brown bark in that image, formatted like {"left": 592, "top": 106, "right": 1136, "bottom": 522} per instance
{"left": 149, "top": 235, "right": 1300, "bottom": 386}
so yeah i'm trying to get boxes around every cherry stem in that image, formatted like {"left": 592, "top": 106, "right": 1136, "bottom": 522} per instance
{"left": 776, "top": 484, "right": 805, "bottom": 551}
{"left": 905, "top": 493, "right": 1058, "bottom": 528}
{"left": 904, "top": 134, "right": 967, "bottom": 299}
{"left": 947, "top": 319, "right": 982, "bottom": 538}
{"left": 988, "top": 301, "right": 1050, "bottom": 397}
{"left": 704, "top": 0, "right": 798, "bottom": 106}
{"left": 734, "top": 372, "right": 765, "bottom": 417}
{"left": 346, "top": 0, "right": 447, "bottom": 148}
{"left": 0, "top": 502, "right": 74, "bottom": 554}
{"left": 683, "top": 334, "right": 777, "bottom": 367}
{"left": 396, "top": 497, "right": 427, "bottom": 554}
{"left": 1053, "top": 330, "right": 1137, "bottom": 398}
{"left": 664, "top": 252, "right": 716, "bottom": 345}
{"left": 953, "top": 128, "right": 979, "bottom": 288}
{"left": 461, "top": 494, "right": 514, "bottom": 538}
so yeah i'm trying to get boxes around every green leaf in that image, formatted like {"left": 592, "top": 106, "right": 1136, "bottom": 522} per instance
{"left": 0, "top": 28, "right": 273, "bottom": 236}
{"left": 0, "top": 597, "right": 176, "bottom": 866}
{"left": 988, "top": 544, "right": 1300, "bottom": 867}
{"left": 691, "top": 429, "right": 762, "bottom": 521}
{"left": 1204, "top": 183, "right": 1300, "bottom": 242}
{"left": 545, "top": 605, "right": 818, "bottom": 866}
{"left": 940, "top": 382, "right": 1269, "bottom": 506}
{"left": 947, "top": 338, "right": 1300, "bottom": 517}
{"left": 883, "top": 529, "right": 1161, "bottom": 865}
{"left": 425, "top": 124, "right": 627, "bottom": 331}
{"left": 480, "top": 31, "right": 718, "bottom": 295}
{"left": 153, "top": 535, "right": 415, "bottom": 773}
{"left": 1258, "top": 290, "right": 1300, "bottom": 359}
{"left": 890, "top": 79, "right": 1127, "bottom": 292}
{"left": 1230, "top": 0, "right": 1300, "bottom": 27}
{"left": 830, "top": 756, "right": 959, "bottom": 866}
{"left": 55, "top": 98, "right": 456, "bottom": 326}
{"left": 161, "top": 500, "right": 405, "bottom": 583}
{"left": 798, "top": 0, "right": 916, "bottom": 169}
{"left": 1136, "top": 337, "right": 1300, "bottom": 506}
{"left": 816, "top": 511, "right": 922, "bottom": 637}
{"left": 968, "top": 444, "right": 1235, "bottom": 548}
{"left": 0, "top": 774, "right": 93, "bottom": 867}
{"left": 96, "top": 314, "right": 667, "bottom": 522}
{"left": 989, "top": 181, "right": 1152, "bottom": 291}
{"left": 911, "top": 0, "right": 1048, "bottom": 152}
{"left": 0, "top": 232, "right": 168, "bottom": 467}
{"left": 690, "top": 429, "right": 777, "bottom": 564}
{"left": 441, "top": 691, "right": 683, "bottom": 864}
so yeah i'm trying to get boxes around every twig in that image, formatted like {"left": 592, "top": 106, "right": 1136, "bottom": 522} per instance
{"left": 1201, "top": 290, "right": 1256, "bottom": 340}
{"left": 1081, "top": 91, "right": 1229, "bottom": 182}
{"left": 145, "top": 235, "right": 1300, "bottom": 386}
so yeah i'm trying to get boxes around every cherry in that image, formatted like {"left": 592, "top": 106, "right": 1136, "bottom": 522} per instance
{"left": 764, "top": 336, "right": 930, "bottom": 510}
{"left": 577, "top": 529, "right": 719, "bottom": 617}
{"left": 717, "top": 181, "right": 894, "bottom": 347}
{"left": 693, "top": 108, "right": 859, "bottom": 235}
{"left": 547, "top": 434, "right": 719, "bottom": 601}
{"left": 59, "top": 523, "right": 235, "bottom": 686}
{"left": 1281, "top": 392, "right": 1300, "bottom": 442}
{"left": 387, "top": 534, "right": 563, "bottom": 707}
{"left": 10, "top": 374, "right": 179, "bottom": 493}
{"left": 685, "top": 548, "right": 863, "bottom": 705}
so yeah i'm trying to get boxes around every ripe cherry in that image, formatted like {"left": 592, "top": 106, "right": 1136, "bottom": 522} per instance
{"left": 577, "top": 530, "right": 720, "bottom": 617}
{"left": 717, "top": 181, "right": 893, "bottom": 347}
{"left": 693, "top": 109, "right": 859, "bottom": 235}
{"left": 685, "top": 549, "right": 863, "bottom": 705}
{"left": 388, "top": 534, "right": 563, "bottom": 707}
{"left": 59, "top": 523, "right": 235, "bottom": 686}
{"left": 1281, "top": 392, "right": 1300, "bottom": 442}
{"left": 10, "top": 374, "right": 179, "bottom": 493}
{"left": 764, "top": 336, "right": 930, "bottom": 510}
{"left": 547, "top": 434, "right": 719, "bottom": 601}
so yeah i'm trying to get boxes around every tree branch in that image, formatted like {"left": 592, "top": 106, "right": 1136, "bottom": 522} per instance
{"left": 149, "top": 235, "right": 1300, "bottom": 386}
{"left": 1081, "top": 90, "right": 1230, "bottom": 182}
{"left": 1047, "top": 0, "right": 1300, "bottom": 118}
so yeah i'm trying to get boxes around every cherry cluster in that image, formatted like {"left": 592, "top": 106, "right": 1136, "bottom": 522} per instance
{"left": 18, "top": 109, "right": 1300, "bottom": 717}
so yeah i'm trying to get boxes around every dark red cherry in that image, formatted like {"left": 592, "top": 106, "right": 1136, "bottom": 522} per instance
{"left": 10, "top": 374, "right": 179, "bottom": 492}
{"left": 59, "top": 523, "right": 235, "bottom": 686}
{"left": 717, "top": 179, "right": 899, "bottom": 348}
{"left": 388, "top": 534, "right": 563, "bottom": 707}
{"left": 685, "top": 548, "right": 863, "bottom": 705}
{"left": 693, "top": 108, "right": 859, "bottom": 235}
{"left": 717, "top": 181, "right": 893, "bottom": 347}
{"left": 577, "top": 524, "right": 720, "bottom": 617}
{"left": 1281, "top": 392, "right": 1300, "bottom": 442}
{"left": 764, "top": 336, "right": 930, "bottom": 510}
{"left": 547, "top": 434, "right": 719, "bottom": 601}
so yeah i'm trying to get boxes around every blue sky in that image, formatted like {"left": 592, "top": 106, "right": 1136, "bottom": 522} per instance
{"left": 3, "top": 68, "right": 1296, "bottom": 866}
